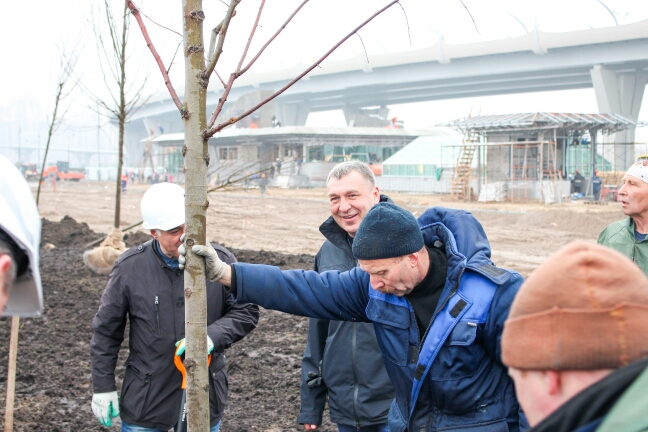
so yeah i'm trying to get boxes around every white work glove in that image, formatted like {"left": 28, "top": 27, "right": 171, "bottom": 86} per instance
{"left": 175, "top": 335, "right": 215, "bottom": 356}
{"left": 91, "top": 391, "right": 120, "bottom": 427}
{"left": 178, "top": 235, "right": 227, "bottom": 282}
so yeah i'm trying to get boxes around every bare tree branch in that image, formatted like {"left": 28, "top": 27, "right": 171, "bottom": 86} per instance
{"left": 235, "top": 0, "right": 266, "bottom": 74}
{"left": 239, "top": 0, "right": 310, "bottom": 76}
{"left": 205, "top": 0, "right": 400, "bottom": 137}
{"left": 134, "top": 4, "right": 183, "bottom": 37}
{"left": 215, "top": 70, "right": 226, "bottom": 87}
{"left": 356, "top": 33, "right": 369, "bottom": 63}
{"left": 202, "top": 0, "right": 240, "bottom": 82}
{"left": 126, "top": 0, "right": 183, "bottom": 112}
{"left": 396, "top": 2, "right": 412, "bottom": 45}
{"left": 459, "top": 0, "right": 480, "bottom": 34}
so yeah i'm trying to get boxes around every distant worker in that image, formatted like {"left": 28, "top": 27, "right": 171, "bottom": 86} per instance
{"left": 258, "top": 172, "right": 268, "bottom": 194}
{"left": 181, "top": 203, "right": 528, "bottom": 431}
{"left": 572, "top": 170, "right": 585, "bottom": 194}
{"left": 90, "top": 182, "right": 259, "bottom": 431}
{"left": 502, "top": 241, "right": 648, "bottom": 430}
{"left": 298, "top": 162, "right": 394, "bottom": 432}
{"left": 598, "top": 161, "right": 648, "bottom": 274}
{"left": 592, "top": 170, "right": 602, "bottom": 201}
{"left": 121, "top": 173, "right": 128, "bottom": 193}
{"left": 0, "top": 155, "right": 43, "bottom": 316}
{"left": 296, "top": 156, "right": 303, "bottom": 175}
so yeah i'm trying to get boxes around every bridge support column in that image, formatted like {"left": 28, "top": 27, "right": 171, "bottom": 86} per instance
{"left": 591, "top": 65, "right": 647, "bottom": 170}
{"left": 277, "top": 102, "right": 311, "bottom": 126}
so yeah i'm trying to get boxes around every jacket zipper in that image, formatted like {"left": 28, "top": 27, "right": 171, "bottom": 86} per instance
{"left": 155, "top": 295, "right": 160, "bottom": 332}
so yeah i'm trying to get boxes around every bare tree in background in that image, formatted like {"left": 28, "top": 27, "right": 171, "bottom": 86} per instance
{"left": 125, "top": 0, "right": 400, "bottom": 428}
{"left": 36, "top": 46, "right": 80, "bottom": 206}
{"left": 85, "top": 0, "right": 150, "bottom": 229}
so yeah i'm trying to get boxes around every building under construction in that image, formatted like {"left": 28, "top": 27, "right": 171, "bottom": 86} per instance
{"left": 437, "top": 112, "right": 641, "bottom": 203}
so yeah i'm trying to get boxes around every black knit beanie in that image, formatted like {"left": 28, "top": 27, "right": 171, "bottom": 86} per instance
{"left": 352, "top": 202, "right": 424, "bottom": 260}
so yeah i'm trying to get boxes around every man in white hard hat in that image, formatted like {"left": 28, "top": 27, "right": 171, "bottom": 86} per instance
{"left": 0, "top": 155, "right": 43, "bottom": 317}
{"left": 90, "top": 183, "right": 259, "bottom": 431}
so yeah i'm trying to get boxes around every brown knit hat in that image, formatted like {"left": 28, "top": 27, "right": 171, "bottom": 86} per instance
{"left": 502, "top": 241, "right": 648, "bottom": 370}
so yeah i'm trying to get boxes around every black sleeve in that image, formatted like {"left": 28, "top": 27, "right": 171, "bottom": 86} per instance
{"left": 298, "top": 249, "right": 328, "bottom": 425}
{"left": 297, "top": 318, "right": 329, "bottom": 425}
{"left": 90, "top": 266, "right": 128, "bottom": 393}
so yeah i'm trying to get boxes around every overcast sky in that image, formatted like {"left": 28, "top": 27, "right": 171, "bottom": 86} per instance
{"left": 1, "top": 0, "right": 647, "bottom": 147}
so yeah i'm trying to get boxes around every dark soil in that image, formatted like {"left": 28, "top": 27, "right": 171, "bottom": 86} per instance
{"left": 0, "top": 217, "right": 336, "bottom": 432}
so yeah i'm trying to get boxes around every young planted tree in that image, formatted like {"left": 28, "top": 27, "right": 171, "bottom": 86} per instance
{"left": 88, "top": 0, "right": 150, "bottom": 228}
{"left": 126, "top": 0, "right": 399, "bottom": 428}
{"left": 35, "top": 46, "right": 80, "bottom": 206}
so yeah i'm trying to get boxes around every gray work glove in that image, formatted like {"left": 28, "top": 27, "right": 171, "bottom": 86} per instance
{"left": 306, "top": 360, "right": 323, "bottom": 388}
{"left": 178, "top": 235, "right": 227, "bottom": 282}
{"left": 91, "top": 391, "right": 120, "bottom": 427}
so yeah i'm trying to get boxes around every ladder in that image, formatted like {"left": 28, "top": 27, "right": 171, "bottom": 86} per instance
{"left": 451, "top": 145, "right": 476, "bottom": 200}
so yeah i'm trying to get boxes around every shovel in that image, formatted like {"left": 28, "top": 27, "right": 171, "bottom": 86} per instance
{"left": 174, "top": 345, "right": 212, "bottom": 432}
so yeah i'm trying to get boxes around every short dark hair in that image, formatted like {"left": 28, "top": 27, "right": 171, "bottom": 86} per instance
{"left": 327, "top": 161, "right": 376, "bottom": 187}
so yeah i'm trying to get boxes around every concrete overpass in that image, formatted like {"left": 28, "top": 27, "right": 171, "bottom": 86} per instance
{"left": 125, "top": 20, "right": 648, "bottom": 166}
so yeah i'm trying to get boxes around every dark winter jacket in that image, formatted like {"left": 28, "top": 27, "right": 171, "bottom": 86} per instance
{"left": 298, "top": 195, "right": 394, "bottom": 427}
{"left": 91, "top": 240, "right": 259, "bottom": 430}
{"left": 530, "top": 357, "right": 648, "bottom": 432}
{"left": 231, "top": 207, "right": 527, "bottom": 431}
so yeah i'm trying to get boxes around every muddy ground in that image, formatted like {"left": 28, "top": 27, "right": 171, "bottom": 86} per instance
{"left": 0, "top": 181, "right": 626, "bottom": 431}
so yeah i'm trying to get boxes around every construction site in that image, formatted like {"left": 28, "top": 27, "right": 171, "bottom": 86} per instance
{"left": 0, "top": 180, "right": 629, "bottom": 431}
{"left": 2, "top": 3, "right": 648, "bottom": 431}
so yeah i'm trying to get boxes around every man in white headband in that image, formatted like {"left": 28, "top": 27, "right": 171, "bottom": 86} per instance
{"left": 598, "top": 161, "right": 648, "bottom": 274}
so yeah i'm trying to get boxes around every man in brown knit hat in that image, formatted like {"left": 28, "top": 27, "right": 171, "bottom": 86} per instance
{"left": 502, "top": 241, "right": 648, "bottom": 431}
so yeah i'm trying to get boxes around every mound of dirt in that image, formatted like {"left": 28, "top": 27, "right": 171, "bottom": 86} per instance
{"left": 123, "top": 230, "right": 152, "bottom": 248}
{"left": 0, "top": 218, "right": 334, "bottom": 432}
{"left": 40, "top": 215, "right": 103, "bottom": 248}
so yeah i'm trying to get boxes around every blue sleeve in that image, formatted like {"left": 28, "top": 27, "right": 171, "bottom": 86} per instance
{"left": 483, "top": 271, "right": 524, "bottom": 362}
{"left": 233, "top": 263, "right": 371, "bottom": 322}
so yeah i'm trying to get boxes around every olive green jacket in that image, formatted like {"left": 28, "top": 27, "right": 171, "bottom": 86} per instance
{"left": 596, "top": 363, "right": 648, "bottom": 432}
{"left": 598, "top": 218, "right": 648, "bottom": 275}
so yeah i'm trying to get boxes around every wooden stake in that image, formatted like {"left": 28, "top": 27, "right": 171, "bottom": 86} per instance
{"left": 4, "top": 316, "right": 20, "bottom": 432}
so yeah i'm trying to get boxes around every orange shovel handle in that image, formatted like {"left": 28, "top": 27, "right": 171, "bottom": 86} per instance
{"left": 174, "top": 345, "right": 213, "bottom": 390}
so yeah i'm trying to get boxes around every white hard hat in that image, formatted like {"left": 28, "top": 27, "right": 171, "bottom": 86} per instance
{"left": 0, "top": 155, "right": 43, "bottom": 317}
{"left": 141, "top": 183, "right": 185, "bottom": 230}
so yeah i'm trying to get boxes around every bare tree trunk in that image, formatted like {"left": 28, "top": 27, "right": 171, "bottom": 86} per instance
{"left": 36, "top": 83, "right": 63, "bottom": 206}
{"left": 113, "top": 1, "right": 129, "bottom": 228}
{"left": 181, "top": 0, "right": 210, "bottom": 429}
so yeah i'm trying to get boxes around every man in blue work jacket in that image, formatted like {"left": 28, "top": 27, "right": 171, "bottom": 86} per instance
{"left": 180, "top": 203, "right": 528, "bottom": 431}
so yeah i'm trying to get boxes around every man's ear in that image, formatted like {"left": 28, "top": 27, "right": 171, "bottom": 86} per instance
{"left": 150, "top": 229, "right": 158, "bottom": 240}
{"left": 0, "top": 254, "right": 13, "bottom": 313}
{"left": 407, "top": 252, "right": 419, "bottom": 268}
{"left": 547, "top": 370, "right": 562, "bottom": 396}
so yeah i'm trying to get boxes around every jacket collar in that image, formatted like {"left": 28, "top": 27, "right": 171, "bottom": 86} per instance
{"left": 531, "top": 357, "right": 648, "bottom": 432}
{"left": 418, "top": 207, "right": 510, "bottom": 288}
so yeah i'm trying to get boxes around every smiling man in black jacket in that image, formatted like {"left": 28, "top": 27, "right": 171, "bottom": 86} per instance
{"left": 299, "top": 162, "right": 394, "bottom": 432}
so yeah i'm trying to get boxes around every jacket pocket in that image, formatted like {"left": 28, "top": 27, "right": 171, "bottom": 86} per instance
{"left": 443, "top": 321, "right": 478, "bottom": 346}
{"left": 430, "top": 322, "right": 484, "bottom": 380}
{"left": 438, "top": 418, "right": 509, "bottom": 431}
{"left": 120, "top": 362, "right": 152, "bottom": 420}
